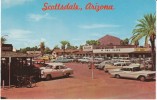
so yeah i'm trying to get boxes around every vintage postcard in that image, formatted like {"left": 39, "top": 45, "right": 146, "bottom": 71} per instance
{"left": 1, "top": 0, "right": 156, "bottom": 99}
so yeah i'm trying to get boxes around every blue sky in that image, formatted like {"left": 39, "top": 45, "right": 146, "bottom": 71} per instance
{"left": 1, "top": 0, "right": 156, "bottom": 49}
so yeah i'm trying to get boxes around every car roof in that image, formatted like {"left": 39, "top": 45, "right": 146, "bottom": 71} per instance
{"left": 119, "top": 60, "right": 130, "bottom": 61}
{"left": 114, "top": 62, "right": 127, "bottom": 64}
{"left": 46, "top": 63, "right": 64, "bottom": 66}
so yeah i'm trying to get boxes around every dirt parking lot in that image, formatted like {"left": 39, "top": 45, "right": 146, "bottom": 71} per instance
{"left": 1, "top": 62, "right": 156, "bottom": 99}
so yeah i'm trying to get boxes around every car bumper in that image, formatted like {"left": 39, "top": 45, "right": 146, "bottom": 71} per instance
{"left": 146, "top": 76, "right": 156, "bottom": 80}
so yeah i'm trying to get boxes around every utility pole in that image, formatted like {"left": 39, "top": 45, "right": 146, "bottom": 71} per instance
{"left": 91, "top": 46, "right": 94, "bottom": 79}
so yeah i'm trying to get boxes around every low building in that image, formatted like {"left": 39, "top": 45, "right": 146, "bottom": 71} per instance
{"left": 52, "top": 49, "right": 80, "bottom": 57}
{"left": 1, "top": 44, "right": 34, "bottom": 86}
{"left": 52, "top": 35, "right": 153, "bottom": 58}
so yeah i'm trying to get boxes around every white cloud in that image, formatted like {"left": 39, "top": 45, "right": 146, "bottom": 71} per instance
{"left": 23, "top": 38, "right": 50, "bottom": 48}
{"left": 28, "top": 13, "right": 56, "bottom": 21}
{"left": 3, "top": 29, "right": 53, "bottom": 49}
{"left": 72, "top": 38, "right": 82, "bottom": 41}
{"left": 2, "top": 0, "right": 33, "bottom": 8}
{"left": 91, "top": 33, "right": 102, "bottom": 37}
{"left": 6, "top": 29, "right": 32, "bottom": 39}
{"left": 79, "top": 24, "right": 120, "bottom": 29}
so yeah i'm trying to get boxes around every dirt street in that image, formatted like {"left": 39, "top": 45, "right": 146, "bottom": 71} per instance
{"left": 1, "top": 63, "right": 156, "bottom": 99}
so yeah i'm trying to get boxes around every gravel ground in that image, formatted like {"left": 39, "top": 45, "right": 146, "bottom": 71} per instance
{"left": 1, "top": 62, "right": 156, "bottom": 99}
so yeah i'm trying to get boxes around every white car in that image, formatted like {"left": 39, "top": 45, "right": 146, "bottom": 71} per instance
{"left": 78, "top": 57, "right": 91, "bottom": 63}
{"left": 109, "top": 65, "right": 155, "bottom": 81}
{"left": 104, "top": 62, "right": 128, "bottom": 72}
{"left": 95, "top": 60, "right": 111, "bottom": 70}
{"left": 40, "top": 63, "right": 73, "bottom": 80}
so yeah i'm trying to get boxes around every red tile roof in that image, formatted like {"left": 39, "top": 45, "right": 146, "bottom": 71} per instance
{"left": 98, "top": 35, "right": 121, "bottom": 46}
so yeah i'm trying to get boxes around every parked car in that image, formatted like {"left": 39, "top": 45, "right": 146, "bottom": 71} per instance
{"left": 95, "top": 60, "right": 111, "bottom": 70}
{"left": 78, "top": 57, "right": 91, "bottom": 63}
{"left": 109, "top": 65, "right": 156, "bottom": 81}
{"left": 54, "top": 57, "right": 71, "bottom": 63}
{"left": 40, "top": 63, "right": 73, "bottom": 80}
{"left": 94, "top": 57, "right": 104, "bottom": 62}
{"left": 108, "top": 63, "right": 140, "bottom": 73}
{"left": 104, "top": 62, "right": 128, "bottom": 72}
{"left": 119, "top": 60, "right": 131, "bottom": 65}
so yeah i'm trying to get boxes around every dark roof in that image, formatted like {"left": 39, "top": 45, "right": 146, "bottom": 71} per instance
{"left": 1, "top": 51, "right": 34, "bottom": 58}
{"left": 98, "top": 35, "right": 122, "bottom": 46}
{"left": 2, "top": 44, "right": 13, "bottom": 47}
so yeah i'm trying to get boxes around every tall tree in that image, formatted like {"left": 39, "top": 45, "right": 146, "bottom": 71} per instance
{"left": 54, "top": 45, "right": 60, "bottom": 49}
{"left": 79, "top": 45, "right": 83, "bottom": 50}
{"left": 1, "top": 36, "right": 6, "bottom": 44}
{"left": 60, "top": 40, "right": 69, "bottom": 56}
{"left": 40, "top": 42, "right": 45, "bottom": 56}
{"left": 131, "top": 13, "right": 156, "bottom": 71}
{"left": 123, "top": 38, "right": 129, "bottom": 45}
{"left": 86, "top": 40, "right": 100, "bottom": 46}
{"left": 44, "top": 47, "right": 51, "bottom": 54}
{"left": 66, "top": 42, "right": 71, "bottom": 49}
{"left": 134, "top": 40, "right": 139, "bottom": 47}
{"left": 120, "top": 38, "right": 129, "bottom": 45}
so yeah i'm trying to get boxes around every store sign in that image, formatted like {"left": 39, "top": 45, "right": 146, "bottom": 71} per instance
{"left": 135, "top": 48, "right": 151, "bottom": 51}
{"left": 83, "top": 45, "right": 93, "bottom": 51}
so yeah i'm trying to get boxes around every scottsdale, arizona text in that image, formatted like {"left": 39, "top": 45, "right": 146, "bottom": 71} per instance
{"left": 42, "top": 2, "right": 114, "bottom": 12}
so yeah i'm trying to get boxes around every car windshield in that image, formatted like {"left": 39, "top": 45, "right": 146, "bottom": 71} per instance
{"left": 133, "top": 67, "right": 141, "bottom": 71}
{"left": 60, "top": 66, "right": 67, "bottom": 69}
{"left": 46, "top": 65, "right": 53, "bottom": 69}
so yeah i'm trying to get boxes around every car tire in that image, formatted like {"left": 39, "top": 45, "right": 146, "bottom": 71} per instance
{"left": 115, "top": 74, "right": 120, "bottom": 79}
{"left": 46, "top": 75, "right": 52, "bottom": 81}
{"left": 65, "top": 73, "right": 70, "bottom": 77}
{"left": 139, "top": 76, "right": 146, "bottom": 82}
{"left": 26, "top": 81, "right": 32, "bottom": 88}
{"left": 104, "top": 68, "right": 108, "bottom": 73}
{"left": 101, "top": 66, "right": 105, "bottom": 70}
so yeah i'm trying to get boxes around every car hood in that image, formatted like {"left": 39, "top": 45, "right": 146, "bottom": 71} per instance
{"left": 133, "top": 70, "right": 156, "bottom": 74}
{"left": 66, "top": 68, "right": 73, "bottom": 70}
{"left": 40, "top": 67, "right": 46, "bottom": 70}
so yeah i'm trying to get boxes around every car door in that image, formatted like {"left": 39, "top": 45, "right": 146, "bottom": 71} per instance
{"left": 123, "top": 68, "right": 134, "bottom": 78}
{"left": 126, "top": 67, "right": 140, "bottom": 79}
{"left": 58, "top": 65, "right": 65, "bottom": 77}
{"left": 119, "top": 68, "right": 131, "bottom": 78}
{"left": 52, "top": 66, "right": 62, "bottom": 78}
{"left": 59, "top": 65, "right": 67, "bottom": 77}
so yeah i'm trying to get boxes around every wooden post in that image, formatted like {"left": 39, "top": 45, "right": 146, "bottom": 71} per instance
{"left": 2, "top": 80, "right": 4, "bottom": 89}
{"left": 9, "top": 57, "right": 11, "bottom": 88}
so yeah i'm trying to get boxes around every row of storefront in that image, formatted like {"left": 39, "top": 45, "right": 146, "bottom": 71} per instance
{"left": 52, "top": 47, "right": 151, "bottom": 58}
{"left": 52, "top": 35, "right": 152, "bottom": 58}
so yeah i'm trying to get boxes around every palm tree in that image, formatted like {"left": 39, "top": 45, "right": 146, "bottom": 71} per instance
{"left": 60, "top": 40, "right": 69, "bottom": 56}
{"left": 40, "top": 42, "right": 45, "bottom": 56}
{"left": 131, "top": 13, "right": 156, "bottom": 71}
